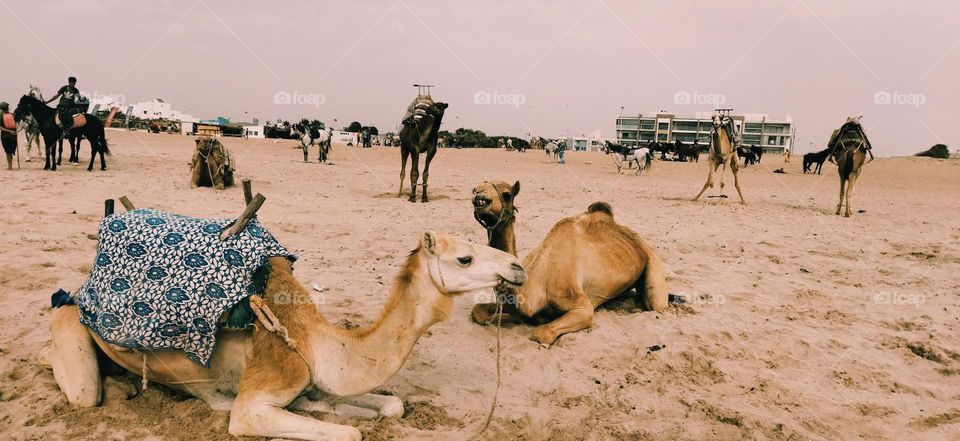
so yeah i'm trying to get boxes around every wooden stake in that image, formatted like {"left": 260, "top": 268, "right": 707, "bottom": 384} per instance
{"left": 104, "top": 199, "right": 115, "bottom": 217}
{"left": 242, "top": 179, "right": 253, "bottom": 205}
{"left": 220, "top": 193, "right": 266, "bottom": 240}
{"left": 119, "top": 196, "right": 135, "bottom": 211}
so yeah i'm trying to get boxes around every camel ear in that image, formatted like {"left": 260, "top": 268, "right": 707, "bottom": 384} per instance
{"left": 511, "top": 181, "right": 520, "bottom": 197}
{"left": 421, "top": 231, "right": 437, "bottom": 255}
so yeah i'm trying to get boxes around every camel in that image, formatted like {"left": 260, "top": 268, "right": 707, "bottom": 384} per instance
{"left": 190, "top": 137, "right": 235, "bottom": 189}
{"left": 827, "top": 117, "right": 870, "bottom": 217}
{"left": 693, "top": 114, "right": 746, "bottom": 204}
{"left": 49, "top": 198, "right": 525, "bottom": 441}
{"left": 398, "top": 95, "right": 448, "bottom": 202}
{"left": 469, "top": 180, "right": 668, "bottom": 346}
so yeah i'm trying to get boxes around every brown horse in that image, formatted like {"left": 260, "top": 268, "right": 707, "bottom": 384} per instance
{"left": 827, "top": 117, "right": 870, "bottom": 217}
{"left": 398, "top": 96, "right": 448, "bottom": 202}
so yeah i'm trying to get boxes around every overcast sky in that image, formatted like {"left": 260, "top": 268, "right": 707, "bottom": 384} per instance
{"left": 2, "top": 0, "right": 956, "bottom": 155}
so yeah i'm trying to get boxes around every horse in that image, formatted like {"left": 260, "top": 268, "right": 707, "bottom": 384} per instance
{"left": 543, "top": 138, "right": 560, "bottom": 162}
{"left": 693, "top": 114, "right": 746, "bottom": 204}
{"left": 803, "top": 148, "right": 831, "bottom": 174}
{"left": 13, "top": 95, "right": 110, "bottom": 171}
{"left": 674, "top": 139, "right": 699, "bottom": 162}
{"left": 57, "top": 97, "right": 90, "bottom": 166}
{"left": 605, "top": 141, "right": 652, "bottom": 175}
{"left": 21, "top": 86, "right": 44, "bottom": 162}
{"left": 737, "top": 146, "right": 758, "bottom": 166}
{"left": 291, "top": 124, "right": 331, "bottom": 163}
{"left": 826, "top": 118, "right": 870, "bottom": 217}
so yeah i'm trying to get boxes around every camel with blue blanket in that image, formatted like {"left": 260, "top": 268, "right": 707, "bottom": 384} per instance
{"left": 47, "top": 194, "right": 526, "bottom": 441}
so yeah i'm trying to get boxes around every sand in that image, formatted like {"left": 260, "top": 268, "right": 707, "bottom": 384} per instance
{"left": 1, "top": 131, "right": 958, "bottom": 440}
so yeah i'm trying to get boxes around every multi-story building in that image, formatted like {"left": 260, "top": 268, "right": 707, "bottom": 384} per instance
{"left": 615, "top": 111, "right": 794, "bottom": 153}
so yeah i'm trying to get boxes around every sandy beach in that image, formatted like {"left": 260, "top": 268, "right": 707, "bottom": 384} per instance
{"left": 0, "top": 130, "right": 958, "bottom": 440}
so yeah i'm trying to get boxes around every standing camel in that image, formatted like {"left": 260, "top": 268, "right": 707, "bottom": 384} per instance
{"left": 693, "top": 114, "right": 746, "bottom": 204}
{"left": 398, "top": 96, "right": 448, "bottom": 202}
{"left": 827, "top": 117, "right": 870, "bottom": 217}
{"left": 470, "top": 180, "right": 668, "bottom": 345}
{"left": 49, "top": 199, "right": 525, "bottom": 440}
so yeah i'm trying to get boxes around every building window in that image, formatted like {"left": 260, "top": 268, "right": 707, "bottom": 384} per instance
{"left": 658, "top": 122, "right": 669, "bottom": 131}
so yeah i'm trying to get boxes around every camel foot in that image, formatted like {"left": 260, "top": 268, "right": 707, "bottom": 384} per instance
{"left": 530, "top": 326, "right": 558, "bottom": 346}
{"left": 87, "top": 166, "right": 93, "bottom": 172}
{"left": 471, "top": 303, "right": 497, "bottom": 324}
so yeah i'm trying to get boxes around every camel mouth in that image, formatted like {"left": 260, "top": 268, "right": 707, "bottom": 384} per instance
{"left": 474, "top": 210, "right": 499, "bottom": 228}
{"left": 472, "top": 196, "right": 492, "bottom": 209}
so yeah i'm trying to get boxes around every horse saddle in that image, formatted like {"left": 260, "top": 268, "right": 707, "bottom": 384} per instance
{"left": 55, "top": 112, "right": 87, "bottom": 130}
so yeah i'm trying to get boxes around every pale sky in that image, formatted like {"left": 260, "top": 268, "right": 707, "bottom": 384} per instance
{"left": 2, "top": 0, "right": 956, "bottom": 156}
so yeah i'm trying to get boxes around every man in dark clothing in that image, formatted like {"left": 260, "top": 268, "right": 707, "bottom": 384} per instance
{"left": 46, "top": 76, "right": 80, "bottom": 130}
{"left": 0, "top": 102, "right": 17, "bottom": 169}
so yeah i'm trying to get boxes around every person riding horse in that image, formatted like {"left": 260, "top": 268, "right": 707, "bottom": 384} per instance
{"left": 45, "top": 76, "right": 81, "bottom": 131}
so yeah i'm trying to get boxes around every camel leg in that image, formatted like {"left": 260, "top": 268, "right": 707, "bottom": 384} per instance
{"left": 730, "top": 159, "right": 746, "bottom": 204}
{"left": 718, "top": 161, "right": 727, "bottom": 189}
{"left": 836, "top": 176, "right": 847, "bottom": 215}
{"left": 692, "top": 159, "right": 719, "bottom": 201}
{"left": 302, "top": 143, "right": 309, "bottom": 163}
{"left": 530, "top": 293, "right": 594, "bottom": 346}
{"left": 420, "top": 148, "right": 437, "bottom": 203}
{"left": 293, "top": 393, "right": 403, "bottom": 418}
{"left": 230, "top": 396, "right": 361, "bottom": 441}
{"left": 189, "top": 162, "right": 201, "bottom": 188}
{"left": 844, "top": 171, "right": 859, "bottom": 217}
{"left": 49, "top": 305, "right": 101, "bottom": 407}
{"left": 398, "top": 148, "right": 408, "bottom": 198}
{"left": 407, "top": 151, "right": 420, "bottom": 203}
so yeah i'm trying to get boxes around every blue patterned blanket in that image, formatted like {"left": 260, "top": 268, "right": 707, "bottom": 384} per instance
{"left": 74, "top": 208, "right": 295, "bottom": 367}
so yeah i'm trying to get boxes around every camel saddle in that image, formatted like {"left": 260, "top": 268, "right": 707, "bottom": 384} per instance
{"left": 827, "top": 118, "right": 872, "bottom": 152}
{"left": 55, "top": 113, "right": 87, "bottom": 130}
{"left": 401, "top": 95, "right": 436, "bottom": 124}
{"left": 69, "top": 208, "right": 296, "bottom": 367}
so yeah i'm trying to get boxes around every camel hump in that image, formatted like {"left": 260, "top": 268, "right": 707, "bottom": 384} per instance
{"left": 586, "top": 202, "right": 613, "bottom": 216}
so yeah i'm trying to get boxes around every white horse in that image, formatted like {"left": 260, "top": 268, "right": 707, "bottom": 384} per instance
{"left": 605, "top": 141, "right": 652, "bottom": 175}
{"left": 543, "top": 139, "right": 560, "bottom": 162}
{"left": 291, "top": 124, "right": 331, "bottom": 163}
{"left": 22, "top": 85, "right": 44, "bottom": 162}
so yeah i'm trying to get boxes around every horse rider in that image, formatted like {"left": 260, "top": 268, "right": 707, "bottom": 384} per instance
{"left": 45, "top": 76, "right": 80, "bottom": 131}
{"left": 1, "top": 102, "right": 17, "bottom": 170}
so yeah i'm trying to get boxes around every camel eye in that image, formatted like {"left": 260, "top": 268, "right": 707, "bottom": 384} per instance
{"left": 457, "top": 256, "right": 473, "bottom": 266}
{"left": 502, "top": 192, "right": 512, "bottom": 202}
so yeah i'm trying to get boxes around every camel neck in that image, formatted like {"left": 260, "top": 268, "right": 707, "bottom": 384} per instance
{"left": 488, "top": 215, "right": 517, "bottom": 257}
{"left": 314, "top": 253, "right": 449, "bottom": 396}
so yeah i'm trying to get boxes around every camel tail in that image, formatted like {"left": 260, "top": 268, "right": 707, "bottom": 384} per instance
{"left": 587, "top": 201, "right": 613, "bottom": 216}
{"left": 638, "top": 240, "right": 669, "bottom": 311}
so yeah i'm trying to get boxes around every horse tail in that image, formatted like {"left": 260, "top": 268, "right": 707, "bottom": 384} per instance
{"left": 643, "top": 151, "right": 652, "bottom": 171}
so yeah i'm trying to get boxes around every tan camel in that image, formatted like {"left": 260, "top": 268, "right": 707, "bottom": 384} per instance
{"left": 190, "top": 137, "right": 235, "bottom": 190}
{"left": 49, "top": 231, "right": 525, "bottom": 441}
{"left": 470, "top": 180, "right": 668, "bottom": 346}
{"left": 693, "top": 114, "right": 746, "bottom": 204}
{"left": 827, "top": 117, "right": 870, "bottom": 217}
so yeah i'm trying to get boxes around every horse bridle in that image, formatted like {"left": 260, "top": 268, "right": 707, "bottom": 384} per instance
{"left": 474, "top": 181, "right": 515, "bottom": 242}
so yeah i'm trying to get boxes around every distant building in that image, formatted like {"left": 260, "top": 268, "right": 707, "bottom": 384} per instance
{"left": 615, "top": 111, "right": 794, "bottom": 153}
{"left": 130, "top": 99, "right": 198, "bottom": 123}
{"left": 243, "top": 125, "right": 265, "bottom": 139}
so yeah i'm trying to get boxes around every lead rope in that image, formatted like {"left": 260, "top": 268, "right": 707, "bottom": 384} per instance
{"left": 472, "top": 299, "right": 504, "bottom": 440}
{"left": 249, "top": 295, "right": 312, "bottom": 368}
{"left": 141, "top": 353, "right": 149, "bottom": 390}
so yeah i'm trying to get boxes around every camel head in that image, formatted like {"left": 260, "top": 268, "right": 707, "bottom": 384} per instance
{"left": 471, "top": 180, "right": 519, "bottom": 230}
{"left": 420, "top": 231, "right": 525, "bottom": 295}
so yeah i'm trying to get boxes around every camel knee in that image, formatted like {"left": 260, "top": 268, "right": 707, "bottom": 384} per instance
{"left": 50, "top": 305, "right": 101, "bottom": 407}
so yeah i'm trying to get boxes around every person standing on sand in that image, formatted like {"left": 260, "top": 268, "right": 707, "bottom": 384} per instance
{"left": 783, "top": 144, "right": 791, "bottom": 164}
{"left": 0, "top": 102, "right": 17, "bottom": 170}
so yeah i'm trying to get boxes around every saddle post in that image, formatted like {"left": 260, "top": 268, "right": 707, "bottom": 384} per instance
{"left": 104, "top": 199, "right": 115, "bottom": 217}
{"left": 119, "top": 196, "right": 135, "bottom": 211}
{"left": 220, "top": 190, "right": 266, "bottom": 241}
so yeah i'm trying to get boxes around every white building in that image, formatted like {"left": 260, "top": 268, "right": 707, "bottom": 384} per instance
{"left": 243, "top": 125, "right": 265, "bottom": 139}
{"left": 130, "top": 99, "right": 198, "bottom": 123}
{"left": 616, "top": 111, "right": 795, "bottom": 153}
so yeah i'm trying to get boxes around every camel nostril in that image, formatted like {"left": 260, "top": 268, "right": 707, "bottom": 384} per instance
{"left": 511, "top": 262, "right": 523, "bottom": 272}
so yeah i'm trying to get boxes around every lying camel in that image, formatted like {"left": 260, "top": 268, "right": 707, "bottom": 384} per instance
{"left": 470, "top": 180, "right": 668, "bottom": 346}
{"left": 49, "top": 231, "right": 525, "bottom": 441}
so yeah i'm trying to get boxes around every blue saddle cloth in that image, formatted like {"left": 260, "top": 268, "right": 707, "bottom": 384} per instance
{"left": 74, "top": 208, "right": 296, "bottom": 367}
